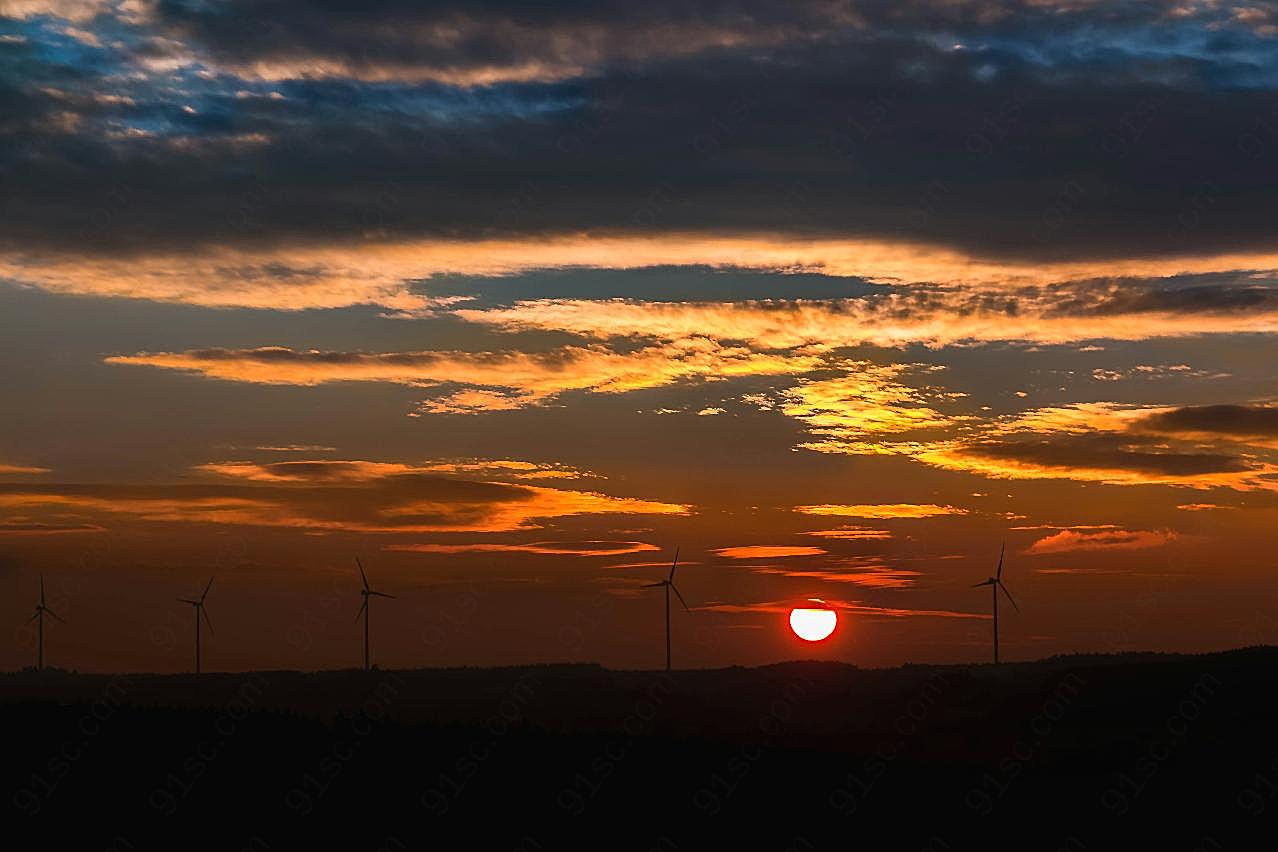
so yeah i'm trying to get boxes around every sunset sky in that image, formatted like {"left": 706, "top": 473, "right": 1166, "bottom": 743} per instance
{"left": 4, "top": 0, "right": 1278, "bottom": 672}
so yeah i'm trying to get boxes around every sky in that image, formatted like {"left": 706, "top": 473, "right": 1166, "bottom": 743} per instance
{"left": 3, "top": 0, "right": 1278, "bottom": 672}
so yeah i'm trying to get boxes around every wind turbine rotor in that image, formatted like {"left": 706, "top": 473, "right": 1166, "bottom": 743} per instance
{"left": 670, "top": 584, "right": 690, "bottom": 611}
{"left": 998, "top": 581, "right": 1020, "bottom": 613}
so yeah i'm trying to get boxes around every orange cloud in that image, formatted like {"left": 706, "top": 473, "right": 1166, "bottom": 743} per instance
{"left": 14, "top": 233, "right": 1278, "bottom": 317}
{"left": 387, "top": 541, "right": 659, "bottom": 557}
{"left": 835, "top": 402, "right": 1278, "bottom": 491}
{"left": 912, "top": 436, "right": 1277, "bottom": 490}
{"left": 0, "top": 521, "right": 106, "bottom": 535}
{"left": 196, "top": 458, "right": 595, "bottom": 484}
{"left": 455, "top": 272, "right": 1278, "bottom": 349}
{"left": 1026, "top": 528, "right": 1178, "bottom": 554}
{"left": 0, "top": 478, "right": 688, "bottom": 535}
{"left": 775, "top": 365, "right": 961, "bottom": 446}
{"left": 803, "top": 526, "right": 893, "bottom": 541}
{"left": 700, "top": 599, "right": 986, "bottom": 619}
{"left": 750, "top": 563, "right": 921, "bottom": 588}
{"left": 196, "top": 460, "right": 421, "bottom": 482}
{"left": 0, "top": 463, "right": 49, "bottom": 475}
{"left": 602, "top": 559, "right": 697, "bottom": 570}
{"left": 796, "top": 503, "right": 967, "bottom": 519}
{"left": 713, "top": 545, "right": 827, "bottom": 559}
{"left": 107, "top": 341, "right": 823, "bottom": 409}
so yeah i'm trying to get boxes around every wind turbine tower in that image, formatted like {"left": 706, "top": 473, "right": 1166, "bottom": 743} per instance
{"left": 28, "top": 574, "right": 64, "bottom": 670}
{"left": 972, "top": 544, "right": 1019, "bottom": 664}
{"left": 643, "top": 548, "right": 690, "bottom": 671}
{"left": 178, "top": 577, "right": 215, "bottom": 674}
{"left": 356, "top": 558, "right": 396, "bottom": 671}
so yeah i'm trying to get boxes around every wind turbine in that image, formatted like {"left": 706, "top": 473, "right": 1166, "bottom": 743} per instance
{"left": 178, "top": 577, "right": 214, "bottom": 674}
{"left": 643, "top": 548, "right": 689, "bottom": 671}
{"left": 355, "top": 558, "right": 395, "bottom": 671}
{"left": 28, "top": 574, "right": 64, "bottom": 671}
{"left": 972, "top": 543, "right": 1019, "bottom": 664}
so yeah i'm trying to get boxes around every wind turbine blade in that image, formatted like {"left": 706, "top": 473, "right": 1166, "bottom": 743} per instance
{"left": 28, "top": 610, "right": 40, "bottom": 623}
{"left": 201, "top": 576, "right": 214, "bottom": 603}
{"left": 178, "top": 598, "right": 199, "bottom": 605}
{"left": 669, "top": 546, "right": 680, "bottom": 582}
{"left": 355, "top": 599, "right": 367, "bottom": 621}
{"left": 998, "top": 581, "right": 1020, "bottom": 613}
{"left": 996, "top": 543, "right": 1005, "bottom": 580}
{"left": 356, "top": 557, "right": 370, "bottom": 591}
{"left": 971, "top": 580, "right": 993, "bottom": 587}
{"left": 40, "top": 573, "right": 46, "bottom": 605}
{"left": 369, "top": 591, "right": 395, "bottom": 599}
{"left": 45, "top": 608, "right": 65, "bottom": 623}
{"left": 670, "top": 584, "right": 690, "bottom": 612}
{"left": 201, "top": 607, "right": 214, "bottom": 635}
{"left": 642, "top": 581, "right": 665, "bottom": 588}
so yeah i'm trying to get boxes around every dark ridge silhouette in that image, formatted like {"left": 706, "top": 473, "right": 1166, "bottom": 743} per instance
{"left": 3, "top": 647, "right": 1274, "bottom": 848}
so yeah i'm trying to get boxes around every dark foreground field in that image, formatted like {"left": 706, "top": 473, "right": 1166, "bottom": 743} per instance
{"left": 4, "top": 648, "right": 1276, "bottom": 850}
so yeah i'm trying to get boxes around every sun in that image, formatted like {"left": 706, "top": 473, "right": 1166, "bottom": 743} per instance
{"left": 789, "top": 600, "right": 837, "bottom": 642}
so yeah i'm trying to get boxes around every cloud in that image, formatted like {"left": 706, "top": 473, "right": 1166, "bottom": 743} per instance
{"left": 923, "top": 436, "right": 1255, "bottom": 482}
{"left": 889, "top": 401, "right": 1278, "bottom": 489}
{"left": 0, "top": 476, "right": 688, "bottom": 535}
{"left": 151, "top": 0, "right": 855, "bottom": 85}
{"left": 700, "top": 599, "right": 986, "bottom": 620}
{"left": 140, "top": 0, "right": 1278, "bottom": 90}
{"left": 0, "top": 463, "right": 49, "bottom": 475}
{"left": 9, "top": 4, "right": 1278, "bottom": 283}
{"left": 1026, "top": 528, "right": 1178, "bottom": 554}
{"left": 9, "top": 239, "right": 1278, "bottom": 320}
{"left": 196, "top": 460, "right": 422, "bottom": 482}
{"left": 796, "top": 503, "right": 967, "bottom": 519}
{"left": 1135, "top": 404, "right": 1278, "bottom": 443}
{"left": 2, "top": 1, "right": 120, "bottom": 22}
{"left": 601, "top": 559, "right": 696, "bottom": 570}
{"left": 1177, "top": 503, "right": 1231, "bottom": 512}
{"left": 452, "top": 275, "right": 1278, "bottom": 352}
{"left": 386, "top": 540, "right": 659, "bottom": 557}
{"left": 777, "top": 366, "right": 960, "bottom": 446}
{"left": 802, "top": 526, "right": 893, "bottom": 541}
{"left": 713, "top": 545, "right": 827, "bottom": 559}
{"left": 106, "top": 342, "right": 824, "bottom": 409}
{"left": 195, "top": 458, "right": 595, "bottom": 483}
{"left": 0, "top": 521, "right": 107, "bottom": 535}
{"left": 749, "top": 561, "right": 921, "bottom": 588}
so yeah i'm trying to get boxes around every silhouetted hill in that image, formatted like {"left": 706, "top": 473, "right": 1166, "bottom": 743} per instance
{"left": 4, "top": 648, "right": 1274, "bottom": 849}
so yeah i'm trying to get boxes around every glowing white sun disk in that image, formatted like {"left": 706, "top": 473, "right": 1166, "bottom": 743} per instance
{"left": 789, "top": 604, "right": 837, "bottom": 642}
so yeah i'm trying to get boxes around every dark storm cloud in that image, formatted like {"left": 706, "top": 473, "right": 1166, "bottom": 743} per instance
{"left": 3, "top": 1, "right": 1278, "bottom": 260}
{"left": 150, "top": 0, "right": 852, "bottom": 77}
{"left": 150, "top": 0, "right": 1274, "bottom": 78}
{"left": 1136, "top": 405, "right": 1278, "bottom": 439}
